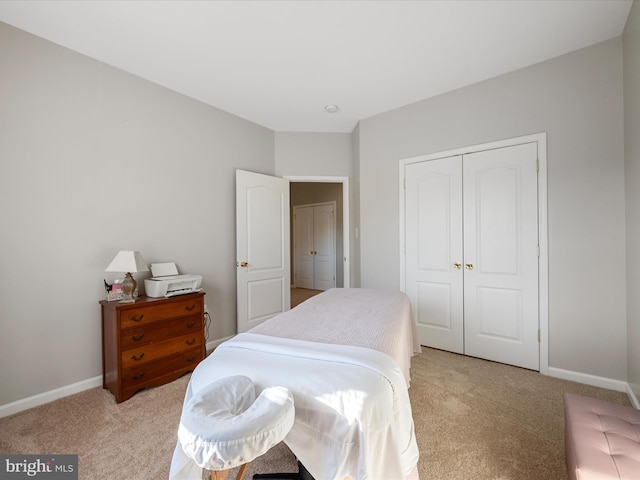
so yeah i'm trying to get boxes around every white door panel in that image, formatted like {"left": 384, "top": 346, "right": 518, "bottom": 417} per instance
{"left": 405, "top": 156, "right": 464, "bottom": 353}
{"left": 463, "top": 142, "right": 539, "bottom": 370}
{"left": 247, "top": 278, "right": 286, "bottom": 321}
{"left": 248, "top": 186, "right": 286, "bottom": 269}
{"left": 293, "top": 206, "right": 314, "bottom": 289}
{"left": 313, "top": 204, "right": 336, "bottom": 291}
{"left": 236, "top": 170, "right": 290, "bottom": 333}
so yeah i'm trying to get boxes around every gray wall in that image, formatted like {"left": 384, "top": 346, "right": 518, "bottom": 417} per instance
{"left": 0, "top": 22, "right": 274, "bottom": 406}
{"left": 357, "top": 38, "right": 627, "bottom": 381}
{"left": 624, "top": 2, "right": 640, "bottom": 399}
{"left": 275, "top": 132, "right": 356, "bottom": 287}
{"left": 275, "top": 132, "right": 352, "bottom": 177}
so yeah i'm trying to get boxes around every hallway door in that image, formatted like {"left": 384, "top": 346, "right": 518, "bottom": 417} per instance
{"left": 236, "top": 169, "right": 290, "bottom": 333}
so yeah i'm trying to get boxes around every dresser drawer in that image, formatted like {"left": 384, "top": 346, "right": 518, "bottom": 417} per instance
{"left": 121, "top": 297, "right": 203, "bottom": 329}
{"left": 121, "top": 332, "right": 202, "bottom": 368}
{"left": 120, "top": 315, "right": 202, "bottom": 350}
{"left": 121, "top": 347, "right": 203, "bottom": 391}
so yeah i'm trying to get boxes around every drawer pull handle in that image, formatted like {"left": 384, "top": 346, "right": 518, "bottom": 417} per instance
{"left": 131, "top": 334, "right": 145, "bottom": 341}
{"left": 186, "top": 338, "right": 196, "bottom": 346}
{"left": 131, "top": 353, "right": 145, "bottom": 361}
{"left": 132, "top": 372, "right": 145, "bottom": 380}
{"left": 130, "top": 314, "right": 144, "bottom": 322}
{"left": 186, "top": 355, "right": 197, "bottom": 362}
{"left": 185, "top": 321, "right": 196, "bottom": 328}
{"left": 185, "top": 304, "right": 196, "bottom": 311}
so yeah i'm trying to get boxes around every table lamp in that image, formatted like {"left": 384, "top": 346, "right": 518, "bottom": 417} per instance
{"left": 105, "top": 251, "right": 149, "bottom": 303}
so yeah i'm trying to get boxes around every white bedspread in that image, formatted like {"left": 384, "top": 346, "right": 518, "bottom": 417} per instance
{"left": 250, "top": 288, "right": 421, "bottom": 384}
{"left": 169, "top": 333, "right": 419, "bottom": 480}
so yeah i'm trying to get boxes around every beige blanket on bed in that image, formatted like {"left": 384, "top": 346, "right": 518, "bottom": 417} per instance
{"left": 249, "top": 288, "right": 421, "bottom": 383}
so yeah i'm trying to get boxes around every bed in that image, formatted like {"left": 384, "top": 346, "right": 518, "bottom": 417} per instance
{"left": 169, "top": 288, "right": 421, "bottom": 480}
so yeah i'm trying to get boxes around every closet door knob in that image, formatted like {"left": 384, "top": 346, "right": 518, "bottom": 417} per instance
{"left": 453, "top": 263, "right": 462, "bottom": 269}
{"left": 465, "top": 263, "right": 474, "bottom": 270}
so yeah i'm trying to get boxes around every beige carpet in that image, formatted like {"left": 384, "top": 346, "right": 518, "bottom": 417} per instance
{"left": 0, "top": 347, "right": 631, "bottom": 480}
{"left": 291, "top": 288, "right": 322, "bottom": 308}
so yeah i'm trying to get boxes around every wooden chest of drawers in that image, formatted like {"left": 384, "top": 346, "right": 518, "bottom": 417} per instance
{"left": 100, "top": 292, "right": 206, "bottom": 403}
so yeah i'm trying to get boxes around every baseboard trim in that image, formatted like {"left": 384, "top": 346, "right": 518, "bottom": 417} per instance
{"left": 548, "top": 366, "right": 628, "bottom": 393}
{"left": 1, "top": 336, "right": 237, "bottom": 419}
{"left": 3, "top": 351, "right": 636, "bottom": 418}
{"left": 206, "top": 335, "right": 234, "bottom": 353}
{"left": 627, "top": 384, "right": 640, "bottom": 409}
{"left": 0, "top": 375, "right": 103, "bottom": 419}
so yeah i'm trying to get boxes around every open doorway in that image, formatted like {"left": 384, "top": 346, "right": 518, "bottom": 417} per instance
{"left": 286, "top": 176, "right": 350, "bottom": 290}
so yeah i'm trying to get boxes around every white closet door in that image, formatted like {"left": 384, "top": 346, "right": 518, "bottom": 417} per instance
{"left": 293, "top": 203, "right": 336, "bottom": 291}
{"left": 463, "top": 142, "right": 539, "bottom": 370}
{"left": 293, "top": 206, "right": 315, "bottom": 289}
{"left": 405, "top": 156, "right": 464, "bottom": 353}
{"left": 313, "top": 203, "right": 336, "bottom": 291}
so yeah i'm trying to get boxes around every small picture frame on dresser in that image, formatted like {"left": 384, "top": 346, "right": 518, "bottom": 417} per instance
{"left": 104, "top": 279, "right": 124, "bottom": 301}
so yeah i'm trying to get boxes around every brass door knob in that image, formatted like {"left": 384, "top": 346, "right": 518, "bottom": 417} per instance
{"left": 453, "top": 263, "right": 462, "bottom": 269}
{"left": 238, "top": 261, "right": 248, "bottom": 267}
{"left": 465, "top": 263, "right": 474, "bottom": 270}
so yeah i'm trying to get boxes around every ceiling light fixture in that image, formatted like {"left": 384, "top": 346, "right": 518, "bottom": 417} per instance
{"left": 324, "top": 105, "right": 339, "bottom": 114}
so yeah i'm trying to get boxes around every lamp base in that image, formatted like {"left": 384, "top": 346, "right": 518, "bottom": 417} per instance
{"left": 119, "top": 272, "right": 138, "bottom": 303}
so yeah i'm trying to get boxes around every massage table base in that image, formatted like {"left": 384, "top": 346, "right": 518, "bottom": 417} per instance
{"left": 209, "top": 464, "right": 248, "bottom": 480}
{"left": 252, "top": 460, "right": 314, "bottom": 480}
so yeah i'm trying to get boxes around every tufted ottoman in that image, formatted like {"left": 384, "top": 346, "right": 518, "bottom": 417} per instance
{"left": 564, "top": 393, "right": 640, "bottom": 480}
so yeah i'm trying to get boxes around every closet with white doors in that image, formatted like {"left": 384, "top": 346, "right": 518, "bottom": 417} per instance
{"left": 293, "top": 202, "right": 336, "bottom": 291}
{"left": 401, "top": 135, "right": 546, "bottom": 371}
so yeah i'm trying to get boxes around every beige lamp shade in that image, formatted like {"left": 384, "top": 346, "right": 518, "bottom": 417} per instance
{"left": 105, "top": 251, "right": 149, "bottom": 273}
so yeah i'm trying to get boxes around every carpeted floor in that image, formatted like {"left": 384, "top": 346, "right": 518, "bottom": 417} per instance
{"left": 0, "top": 347, "right": 630, "bottom": 480}
{"left": 291, "top": 287, "right": 322, "bottom": 308}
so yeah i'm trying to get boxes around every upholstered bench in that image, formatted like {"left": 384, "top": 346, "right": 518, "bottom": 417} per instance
{"left": 564, "top": 393, "right": 640, "bottom": 479}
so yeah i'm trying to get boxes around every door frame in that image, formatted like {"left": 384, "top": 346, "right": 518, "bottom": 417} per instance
{"left": 285, "top": 176, "right": 351, "bottom": 288}
{"left": 399, "top": 133, "right": 548, "bottom": 375}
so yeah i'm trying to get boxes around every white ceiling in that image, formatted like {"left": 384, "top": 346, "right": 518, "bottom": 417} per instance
{"left": 0, "top": 1, "right": 633, "bottom": 133}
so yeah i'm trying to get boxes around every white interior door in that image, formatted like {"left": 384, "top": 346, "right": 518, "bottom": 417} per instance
{"left": 293, "top": 206, "right": 314, "bottom": 289}
{"left": 404, "top": 156, "right": 464, "bottom": 353}
{"left": 312, "top": 203, "right": 336, "bottom": 290}
{"left": 236, "top": 170, "right": 290, "bottom": 333}
{"left": 293, "top": 203, "right": 336, "bottom": 290}
{"left": 463, "top": 143, "right": 539, "bottom": 370}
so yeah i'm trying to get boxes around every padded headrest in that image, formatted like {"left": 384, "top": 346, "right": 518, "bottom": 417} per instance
{"left": 178, "top": 375, "right": 295, "bottom": 471}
